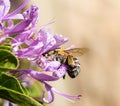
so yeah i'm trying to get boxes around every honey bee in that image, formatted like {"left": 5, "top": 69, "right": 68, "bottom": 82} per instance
{"left": 43, "top": 48, "right": 89, "bottom": 78}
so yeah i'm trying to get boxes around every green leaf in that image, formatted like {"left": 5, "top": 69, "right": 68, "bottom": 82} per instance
{"left": 0, "top": 87, "right": 44, "bottom": 106}
{"left": 0, "top": 73, "right": 26, "bottom": 94}
{"left": 0, "top": 49, "right": 19, "bottom": 71}
{"left": 0, "top": 73, "right": 44, "bottom": 106}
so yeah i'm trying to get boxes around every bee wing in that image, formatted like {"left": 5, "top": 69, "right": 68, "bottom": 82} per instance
{"left": 66, "top": 48, "right": 89, "bottom": 57}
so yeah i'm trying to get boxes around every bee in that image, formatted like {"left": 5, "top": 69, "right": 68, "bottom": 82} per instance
{"left": 43, "top": 48, "right": 89, "bottom": 78}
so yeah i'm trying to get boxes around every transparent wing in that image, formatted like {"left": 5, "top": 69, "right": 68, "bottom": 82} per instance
{"left": 66, "top": 48, "right": 89, "bottom": 57}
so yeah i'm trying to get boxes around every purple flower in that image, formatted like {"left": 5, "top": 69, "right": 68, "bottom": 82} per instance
{"left": 12, "top": 26, "right": 69, "bottom": 78}
{"left": 7, "top": 5, "right": 39, "bottom": 35}
{"left": 0, "top": 0, "right": 39, "bottom": 43}
{"left": 12, "top": 70, "right": 81, "bottom": 104}
{"left": 52, "top": 64, "right": 67, "bottom": 78}
{"left": 38, "top": 28, "right": 68, "bottom": 54}
{"left": 37, "top": 56, "right": 61, "bottom": 72}
{"left": 0, "top": 0, "right": 29, "bottom": 30}
{"left": 0, "top": 0, "right": 29, "bottom": 21}
{"left": 12, "top": 27, "right": 68, "bottom": 59}
{"left": 3, "top": 1, "right": 81, "bottom": 104}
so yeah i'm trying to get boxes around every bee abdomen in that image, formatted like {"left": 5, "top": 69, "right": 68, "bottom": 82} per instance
{"left": 67, "top": 58, "right": 80, "bottom": 78}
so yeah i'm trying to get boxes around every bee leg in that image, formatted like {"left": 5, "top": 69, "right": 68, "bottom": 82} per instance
{"left": 63, "top": 75, "right": 66, "bottom": 79}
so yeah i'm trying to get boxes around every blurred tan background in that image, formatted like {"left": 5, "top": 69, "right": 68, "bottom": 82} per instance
{"left": 13, "top": 0, "right": 120, "bottom": 106}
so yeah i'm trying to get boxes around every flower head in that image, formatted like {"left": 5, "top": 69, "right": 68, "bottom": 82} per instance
{"left": 0, "top": 1, "right": 82, "bottom": 104}
{"left": 12, "top": 26, "right": 69, "bottom": 79}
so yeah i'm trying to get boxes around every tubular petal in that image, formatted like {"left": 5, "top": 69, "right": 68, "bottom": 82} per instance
{"left": 52, "top": 88, "right": 81, "bottom": 102}
{"left": 0, "top": 0, "right": 10, "bottom": 20}
{"left": 22, "top": 70, "right": 59, "bottom": 81}
{"left": 42, "top": 83, "right": 54, "bottom": 103}
{"left": 6, "top": 0, "right": 30, "bottom": 18}
{"left": 52, "top": 64, "right": 67, "bottom": 78}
